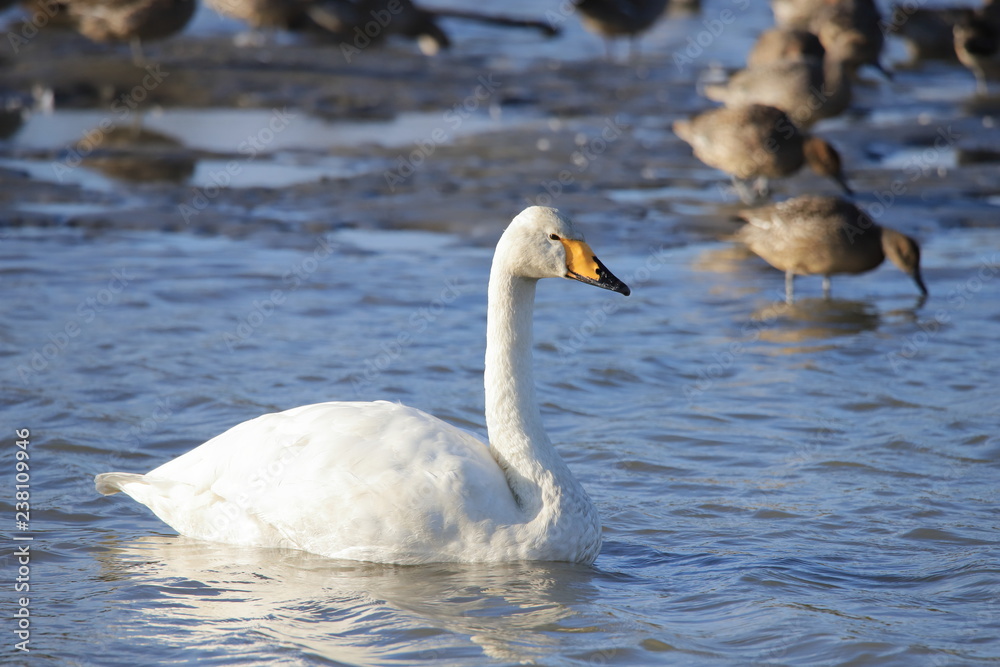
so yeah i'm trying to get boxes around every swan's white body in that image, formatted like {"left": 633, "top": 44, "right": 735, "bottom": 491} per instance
{"left": 96, "top": 207, "right": 630, "bottom": 565}
{"left": 98, "top": 400, "right": 587, "bottom": 563}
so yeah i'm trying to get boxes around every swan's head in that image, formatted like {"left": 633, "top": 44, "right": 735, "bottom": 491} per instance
{"left": 499, "top": 207, "right": 631, "bottom": 296}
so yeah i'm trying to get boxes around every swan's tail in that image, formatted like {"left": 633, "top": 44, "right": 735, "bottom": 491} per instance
{"left": 95, "top": 472, "right": 144, "bottom": 495}
{"left": 94, "top": 470, "right": 295, "bottom": 548}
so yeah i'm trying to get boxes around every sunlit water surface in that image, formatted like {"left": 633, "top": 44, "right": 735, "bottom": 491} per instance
{"left": 3, "top": 221, "right": 999, "bottom": 665}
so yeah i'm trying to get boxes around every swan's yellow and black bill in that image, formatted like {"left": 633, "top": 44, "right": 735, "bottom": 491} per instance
{"left": 560, "top": 239, "right": 631, "bottom": 296}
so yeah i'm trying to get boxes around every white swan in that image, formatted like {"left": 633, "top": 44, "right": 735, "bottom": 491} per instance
{"left": 96, "top": 206, "right": 630, "bottom": 565}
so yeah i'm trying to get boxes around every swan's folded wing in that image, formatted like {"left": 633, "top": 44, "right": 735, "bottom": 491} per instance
{"left": 125, "top": 401, "right": 521, "bottom": 561}
{"left": 217, "top": 402, "right": 523, "bottom": 561}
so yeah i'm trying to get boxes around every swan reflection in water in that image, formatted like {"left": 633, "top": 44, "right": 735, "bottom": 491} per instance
{"left": 94, "top": 535, "right": 626, "bottom": 664}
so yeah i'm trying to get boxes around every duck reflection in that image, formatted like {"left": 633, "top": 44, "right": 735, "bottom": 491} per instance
{"left": 76, "top": 124, "right": 195, "bottom": 183}
{"left": 94, "top": 535, "right": 609, "bottom": 664}
{"left": 749, "top": 297, "right": 881, "bottom": 344}
{"left": 693, "top": 244, "right": 926, "bottom": 341}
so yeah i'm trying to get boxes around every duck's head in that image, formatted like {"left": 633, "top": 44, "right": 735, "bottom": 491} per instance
{"left": 803, "top": 136, "right": 852, "bottom": 196}
{"left": 501, "top": 206, "right": 631, "bottom": 296}
{"left": 881, "top": 227, "right": 928, "bottom": 296}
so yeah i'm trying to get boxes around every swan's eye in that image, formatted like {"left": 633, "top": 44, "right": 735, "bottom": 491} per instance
{"left": 549, "top": 233, "right": 560, "bottom": 241}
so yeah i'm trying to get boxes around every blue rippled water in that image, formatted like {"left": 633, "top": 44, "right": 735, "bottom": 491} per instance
{"left": 2, "top": 219, "right": 998, "bottom": 665}
{"left": 3, "top": 0, "right": 1000, "bottom": 664}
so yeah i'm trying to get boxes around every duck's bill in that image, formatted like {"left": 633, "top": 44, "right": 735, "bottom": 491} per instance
{"left": 561, "top": 239, "right": 631, "bottom": 296}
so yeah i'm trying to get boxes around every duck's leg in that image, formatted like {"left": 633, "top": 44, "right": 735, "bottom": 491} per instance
{"left": 785, "top": 271, "right": 795, "bottom": 304}
{"left": 875, "top": 61, "right": 894, "bottom": 81}
{"left": 752, "top": 176, "right": 770, "bottom": 200}
{"left": 974, "top": 66, "right": 989, "bottom": 95}
{"left": 732, "top": 177, "right": 759, "bottom": 205}
{"left": 129, "top": 37, "right": 147, "bottom": 67}
{"left": 628, "top": 36, "right": 641, "bottom": 63}
{"left": 822, "top": 276, "right": 831, "bottom": 298}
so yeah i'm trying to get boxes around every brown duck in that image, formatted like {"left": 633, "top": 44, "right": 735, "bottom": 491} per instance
{"left": 673, "top": 104, "right": 851, "bottom": 203}
{"left": 67, "top": 0, "right": 196, "bottom": 63}
{"left": 735, "top": 195, "right": 927, "bottom": 302}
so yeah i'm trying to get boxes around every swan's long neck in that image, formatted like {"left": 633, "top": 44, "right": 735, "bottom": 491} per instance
{"left": 484, "top": 264, "right": 572, "bottom": 516}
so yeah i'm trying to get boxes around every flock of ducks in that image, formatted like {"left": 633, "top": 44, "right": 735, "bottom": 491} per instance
{"left": 5, "top": 0, "right": 964, "bottom": 301}
{"left": 12, "top": 0, "right": 996, "bottom": 86}
{"left": 12, "top": 0, "right": 559, "bottom": 61}
{"left": 890, "top": 0, "right": 1000, "bottom": 93}
{"left": 670, "top": 0, "right": 946, "bottom": 302}
{"left": 16, "top": 0, "right": 196, "bottom": 61}
{"left": 84, "top": 0, "right": 986, "bottom": 565}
